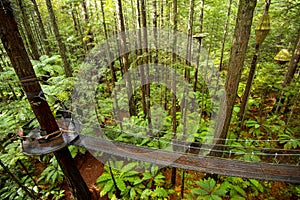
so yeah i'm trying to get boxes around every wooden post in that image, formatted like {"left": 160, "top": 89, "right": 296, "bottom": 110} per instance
{"left": 0, "top": 1, "right": 91, "bottom": 199}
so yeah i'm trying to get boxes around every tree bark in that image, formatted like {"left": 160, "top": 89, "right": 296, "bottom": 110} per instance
{"left": 115, "top": 0, "right": 136, "bottom": 116}
{"left": 185, "top": 0, "right": 194, "bottom": 82}
{"left": 99, "top": 0, "right": 121, "bottom": 132}
{"left": 140, "top": 0, "right": 153, "bottom": 136}
{"left": 30, "top": 11, "right": 44, "bottom": 53}
{"left": 238, "top": 44, "right": 260, "bottom": 124}
{"left": 171, "top": 0, "right": 178, "bottom": 140}
{"left": 152, "top": 0, "right": 158, "bottom": 64}
{"left": 239, "top": 0, "right": 271, "bottom": 125}
{"left": 219, "top": 0, "right": 232, "bottom": 71}
{"left": 283, "top": 34, "right": 300, "bottom": 87}
{"left": 159, "top": 0, "right": 164, "bottom": 28}
{"left": 274, "top": 33, "right": 300, "bottom": 113}
{"left": 100, "top": 0, "right": 117, "bottom": 83}
{"left": 45, "top": 0, "right": 72, "bottom": 77}
{"left": 136, "top": 0, "right": 147, "bottom": 117}
{"left": 134, "top": 0, "right": 146, "bottom": 113}
{"left": 94, "top": 0, "right": 100, "bottom": 23}
{"left": 130, "top": 0, "right": 137, "bottom": 50}
{"left": 193, "top": 0, "right": 204, "bottom": 92}
{"left": 0, "top": 1, "right": 91, "bottom": 199}
{"left": 70, "top": 5, "right": 87, "bottom": 55}
{"left": 30, "top": 0, "right": 50, "bottom": 55}
{"left": 81, "top": 0, "right": 94, "bottom": 51}
{"left": 16, "top": 0, "right": 40, "bottom": 60}
{"left": 171, "top": 0, "right": 178, "bottom": 186}
{"left": 212, "top": 0, "right": 257, "bottom": 157}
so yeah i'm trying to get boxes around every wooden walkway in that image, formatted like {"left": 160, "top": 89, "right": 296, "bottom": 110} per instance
{"left": 73, "top": 135, "right": 300, "bottom": 183}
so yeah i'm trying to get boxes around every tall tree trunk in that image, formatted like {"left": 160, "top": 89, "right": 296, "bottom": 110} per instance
{"left": 171, "top": 0, "right": 178, "bottom": 186}
{"left": 18, "top": 23, "right": 32, "bottom": 58}
{"left": 16, "top": 0, "right": 40, "bottom": 60}
{"left": 115, "top": 0, "right": 136, "bottom": 116}
{"left": 239, "top": 0, "right": 271, "bottom": 125}
{"left": 152, "top": 0, "right": 158, "bottom": 64}
{"left": 94, "top": 0, "right": 100, "bottom": 23}
{"left": 30, "top": 11, "right": 44, "bottom": 53}
{"left": 185, "top": 0, "right": 194, "bottom": 82}
{"left": 159, "top": 0, "right": 164, "bottom": 28}
{"left": 0, "top": 1, "right": 91, "bottom": 199}
{"left": 100, "top": 0, "right": 117, "bottom": 83}
{"left": 68, "top": 9, "right": 79, "bottom": 55}
{"left": 183, "top": 0, "right": 194, "bottom": 132}
{"left": 274, "top": 32, "right": 300, "bottom": 113}
{"left": 163, "top": 0, "right": 170, "bottom": 110}
{"left": 45, "top": 0, "right": 72, "bottom": 77}
{"left": 140, "top": 0, "right": 153, "bottom": 136}
{"left": 219, "top": 0, "right": 232, "bottom": 71}
{"left": 69, "top": 6, "right": 87, "bottom": 56}
{"left": 181, "top": 0, "right": 194, "bottom": 193}
{"left": 99, "top": 0, "right": 120, "bottom": 132}
{"left": 238, "top": 44, "right": 260, "bottom": 124}
{"left": 130, "top": 0, "right": 137, "bottom": 50}
{"left": 193, "top": 0, "right": 204, "bottom": 92}
{"left": 77, "top": 6, "right": 89, "bottom": 54}
{"left": 136, "top": 0, "right": 147, "bottom": 117}
{"left": 71, "top": 6, "right": 79, "bottom": 32}
{"left": 212, "top": 0, "right": 257, "bottom": 157}
{"left": 81, "top": 0, "right": 94, "bottom": 51}
{"left": 283, "top": 34, "right": 300, "bottom": 87}
{"left": 81, "top": 0, "right": 89, "bottom": 24}
{"left": 171, "top": 0, "right": 178, "bottom": 140}
{"left": 30, "top": 0, "right": 50, "bottom": 55}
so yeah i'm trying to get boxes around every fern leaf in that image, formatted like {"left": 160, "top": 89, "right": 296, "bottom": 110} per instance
{"left": 100, "top": 180, "right": 114, "bottom": 197}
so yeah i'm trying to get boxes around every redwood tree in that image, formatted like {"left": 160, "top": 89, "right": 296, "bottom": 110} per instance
{"left": 238, "top": 0, "right": 271, "bottom": 124}
{"left": 30, "top": 0, "right": 50, "bottom": 55}
{"left": 0, "top": 1, "right": 90, "bottom": 199}
{"left": 212, "top": 0, "right": 257, "bottom": 156}
{"left": 115, "top": 0, "right": 136, "bottom": 116}
{"left": 16, "top": 0, "right": 40, "bottom": 60}
{"left": 45, "top": 0, "right": 72, "bottom": 77}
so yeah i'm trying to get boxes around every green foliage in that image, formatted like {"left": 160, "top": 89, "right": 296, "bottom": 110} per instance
{"left": 0, "top": 100, "right": 33, "bottom": 140}
{"left": 244, "top": 119, "right": 261, "bottom": 137}
{"left": 227, "top": 140, "right": 261, "bottom": 162}
{"left": 189, "top": 178, "right": 227, "bottom": 200}
{"left": 278, "top": 129, "right": 300, "bottom": 149}
{"left": 33, "top": 55, "right": 64, "bottom": 76}
{"left": 97, "top": 160, "right": 173, "bottom": 199}
{"left": 68, "top": 145, "right": 86, "bottom": 158}
{"left": 0, "top": 142, "right": 29, "bottom": 169}
{"left": 97, "top": 160, "right": 141, "bottom": 198}
{"left": 38, "top": 157, "right": 64, "bottom": 185}
{"left": 251, "top": 62, "right": 285, "bottom": 94}
{"left": 0, "top": 142, "right": 38, "bottom": 200}
{"left": 1, "top": 0, "right": 300, "bottom": 198}
{"left": 40, "top": 187, "right": 65, "bottom": 200}
{"left": 296, "top": 185, "right": 300, "bottom": 197}
{"left": 0, "top": 179, "right": 32, "bottom": 200}
{"left": 222, "top": 177, "right": 264, "bottom": 199}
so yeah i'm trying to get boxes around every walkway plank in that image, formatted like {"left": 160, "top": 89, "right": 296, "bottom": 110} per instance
{"left": 74, "top": 135, "right": 300, "bottom": 183}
